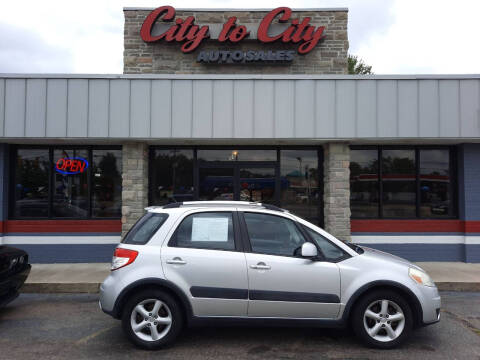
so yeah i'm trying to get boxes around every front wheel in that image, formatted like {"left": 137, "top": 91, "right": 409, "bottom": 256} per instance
{"left": 121, "top": 290, "right": 183, "bottom": 350}
{"left": 352, "top": 290, "right": 413, "bottom": 349}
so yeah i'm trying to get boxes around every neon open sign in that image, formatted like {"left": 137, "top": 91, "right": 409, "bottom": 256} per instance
{"left": 55, "top": 157, "right": 89, "bottom": 175}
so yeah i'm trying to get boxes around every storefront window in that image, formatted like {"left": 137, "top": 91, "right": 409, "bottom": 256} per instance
{"left": 92, "top": 150, "right": 122, "bottom": 218}
{"left": 350, "top": 146, "right": 456, "bottom": 219}
{"left": 14, "top": 149, "right": 49, "bottom": 218}
{"left": 420, "top": 149, "right": 451, "bottom": 218}
{"left": 197, "top": 149, "right": 277, "bottom": 162}
{"left": 150, "top": 149, "right": 194, "bottom": 205}
{"left": 280, "top": 150, "right": 319, "bottom": 224}
{"left": 350, "top": 149, "right": 379, "bottom": 218}
{"left": 11, "top": 147, "right": 122, "bottom": 219}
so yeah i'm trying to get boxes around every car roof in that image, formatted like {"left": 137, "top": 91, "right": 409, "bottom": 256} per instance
{"left": 146, "top": 201, "right": 289, "bottom": 214}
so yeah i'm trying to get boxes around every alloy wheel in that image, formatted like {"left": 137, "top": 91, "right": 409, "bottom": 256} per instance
{"left": 130, "top": 298, "right": 173, "bottom": 342}
{"left": 363, "top": 299, "right": 405, "bottom": 342}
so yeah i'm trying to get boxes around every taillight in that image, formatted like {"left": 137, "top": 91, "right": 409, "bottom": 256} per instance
{"left": 111, "top": 248, "right": 138, "bottom": 271}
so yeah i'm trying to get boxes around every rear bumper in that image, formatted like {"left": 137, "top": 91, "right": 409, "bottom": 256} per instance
{"left": 0, "top": 264, "right": 31, "bottom": 307}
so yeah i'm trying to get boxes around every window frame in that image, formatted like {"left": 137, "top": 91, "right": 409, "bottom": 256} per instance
{"left": 349, "top": 145, "right": 458, "bottom": 220}
{"left": 9, "top": 144, "right": 122, "bottom": 220}
{"left": 167, "top": 210, "right": 243, "bottom": 252}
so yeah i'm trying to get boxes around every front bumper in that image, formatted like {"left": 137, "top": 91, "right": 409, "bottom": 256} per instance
{"left": 0, "top": 264, "right": 31, "bottom": 307}
{"left": 418, "top": 284, "right": 441, "bottom": 326}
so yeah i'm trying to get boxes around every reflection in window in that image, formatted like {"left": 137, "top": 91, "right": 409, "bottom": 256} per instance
{"left": 53, "top": 149, "right": 89, "bottom": 218}
{"left": 350, "top": 150, "right": 379, "bottom": 218}
{"left": 239, "top": 168, "right": 275, "bottom": 203}
{"left": 382, "top": 150, "right": 416, "bottom": 218}
{"left": 151, "top": 149, "right": 194, "bottom": 205}
{"left": 349, "top": 147, "right": 456, "bottom": 219}
{"left": 14, "top": 149, "right": 49, "bottom": 217}
{"left": 92, "top": 150, "right": 122, "bottom": 218}
{"left": 197, "top": 149, "right": 277, "bottom": 162}
{"left": 280, "top": 150, "right": 319, "bottom": 224}
{"left": 420, "top": 149, "right": 451, "bottom": 218}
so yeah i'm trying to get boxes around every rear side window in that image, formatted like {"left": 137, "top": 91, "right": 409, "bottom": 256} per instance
{"left": 122, "top": 213, "right": 169, "bottom": 245}
{"left": 303, "top": 226, "right": 347, "bottom": 261}
{"left": 169, "top": 212, "right": 235, "bottom": 251}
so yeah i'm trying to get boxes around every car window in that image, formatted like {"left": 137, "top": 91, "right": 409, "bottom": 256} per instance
{"left": 244, "top": 212, "right": 306, "bottom": 257}
{"left": 122, "top": 213, "right": 169, "bottom": 245}
{"left": 170, "top": 212, "right": 235, "bottom": 251}
{"left": 303, "top": 226, "right": 346, "bottom": 261}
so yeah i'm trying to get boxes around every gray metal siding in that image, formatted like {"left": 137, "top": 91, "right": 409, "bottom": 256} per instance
{"left": 1, "top": 75, "right": 479, "bottom": 140}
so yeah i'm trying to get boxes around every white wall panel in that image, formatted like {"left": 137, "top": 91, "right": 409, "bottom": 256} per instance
{"left": 212, "top": 80, "right": 233, "bottom": 138}
{"left": 295, "top": 80, "right": 315, "bottom": 138}
{"left": 459, "top": 80, "right": 480, "bottom": 137}
{"left": 0, "top": 79, "right": 4, "bottom": 136}
{"left": 172, "top": 80, "right": 192, "bottom": 137}
{"left": 439, "top": 80, "right": 460, "bottom": 137}
{"left": 253, "top": 80, "right": 274, "bottom": 138}
{"left": 67, "top": 79, "right": 88, "bottom": 137}
{"left": 335, "top": 80, "right": 356, "bottom": 138}
{"left": 233, "top": 80, "right": 254, "bottom": 138}
{"left": 377, "top": 80, "right": 397, "bottom": 137}
{"left": 151, "top": 80, "right": 172, "bottom": 138}
{"left": 46, "top": 79, "right": 67, "bottom": 137}
{"left": 1, "top": 75, "right": 479, "bottom": 141}
{"left": 109, "top": 79, "right": 130, "bottom": 138}
{"left": 193, "top": 80, "right": 213, "bottom": 138}
{"left": 315, "top": 80, "right": 335, "bottom": 138}
{"left": 5, "top": 79, "right": 25, "bottom": 137}
{"left": 130, "top": 80, "right": 151, "bottom": 138}
{"left": 88, "top": 80, "right": 109, "bottom": 137}
{"left": 274, "top": 80, "right": 294, "bottom": 138}
{"left": 419, "top": 80, "right": 439, "bottom": 137}
{"left": 25, "top": 79, "right": 46, "bottom": 137}
{"left": 398, "top": 80, "right": 418, "bottom": 137}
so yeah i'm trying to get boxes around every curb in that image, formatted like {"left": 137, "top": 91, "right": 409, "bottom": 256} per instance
{"left": 21, "top": 282, "right": 480, "bottom": 294}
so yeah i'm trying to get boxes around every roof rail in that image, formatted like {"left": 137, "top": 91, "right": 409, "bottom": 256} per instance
{"left": 158, "top": 201, "right": 288, "bottom": 212}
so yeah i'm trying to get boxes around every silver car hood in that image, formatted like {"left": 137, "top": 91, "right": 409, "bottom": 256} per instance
{"left": 359, "top": 246, "right": 422, "bottom": 270}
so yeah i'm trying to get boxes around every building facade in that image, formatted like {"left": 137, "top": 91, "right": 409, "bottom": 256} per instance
{"left": 0, "top": 7, "right": 479, "bottom": 263}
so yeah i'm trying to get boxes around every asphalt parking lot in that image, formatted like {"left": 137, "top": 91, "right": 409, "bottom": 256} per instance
{"left": 0, "top": 292, "right": 479, "bottom": 360}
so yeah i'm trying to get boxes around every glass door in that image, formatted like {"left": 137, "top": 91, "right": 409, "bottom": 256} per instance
{"left": 198, "top": 167, "right": 235, "bottom": 201}
{"left": 238, "top": 167, "right": 276, "bottom": 204}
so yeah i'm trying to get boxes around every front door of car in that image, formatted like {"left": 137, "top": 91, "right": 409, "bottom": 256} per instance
{"left": 241, "top": 211, "right": 341, "bottom": 319}
{"left": 162, "top": 210, "right": 249, "bottom": 317}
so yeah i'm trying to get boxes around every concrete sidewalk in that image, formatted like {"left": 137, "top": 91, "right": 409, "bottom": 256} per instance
{"left": 21, "top": 262, "right": 480, "bottom": 293}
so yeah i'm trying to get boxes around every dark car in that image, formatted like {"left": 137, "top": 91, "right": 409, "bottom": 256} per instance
{"left": 0, "top": 246, "right": 31, "bottom": 307}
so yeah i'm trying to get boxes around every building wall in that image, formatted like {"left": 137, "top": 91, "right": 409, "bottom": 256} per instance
{"left": 123, "top": 9, "right": 348, "bottom": 74}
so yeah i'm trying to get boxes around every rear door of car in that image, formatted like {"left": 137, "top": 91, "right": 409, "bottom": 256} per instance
{"left": 161, "top": 209, "right": 249, "bottom": 317}
{"left": 240, "top": 210, "right": 341, "bottom": 319}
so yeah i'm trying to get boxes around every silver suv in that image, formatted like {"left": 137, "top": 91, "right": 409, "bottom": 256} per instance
{"left": 99, "top": 201, "right": 440, "bottom": 350}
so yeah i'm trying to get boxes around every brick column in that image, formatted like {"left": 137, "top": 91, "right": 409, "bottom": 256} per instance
{"left": 323, "top": 143, "right": 351, "bottom": 241}
{"left": 122, "top": 142, "right": 149, "bottom": 237}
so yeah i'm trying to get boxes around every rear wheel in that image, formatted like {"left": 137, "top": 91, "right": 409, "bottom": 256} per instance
{"left": 352, "top": 290, "right": 413, "bottom": 349}
{"left": 121, "top": 289, "right": 183, "bottom": 350}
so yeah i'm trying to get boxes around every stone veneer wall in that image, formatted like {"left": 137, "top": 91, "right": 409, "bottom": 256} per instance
{"left": 124, "top": 9, "right": 348, "bottom": 74}
{"left": 122, "top": 143, "right": 149, "bottom": 237}
{"left": 323, "top": 143, "right": 351, "bottom": 241}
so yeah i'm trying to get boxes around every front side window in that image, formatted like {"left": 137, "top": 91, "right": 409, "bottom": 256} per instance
{"left": 350, "top": 146, "right": 456, "bottom": 219}
{"left": 169, "top": 212, "right": 235, "bottom": 251}
{"left": 12, "top": 146, "right": 122, "bottom": 219}
{"left": 244, "top": 212, "right": 306, "bottom": 257}
{"left": 303, "top": 226, "right": 346, "bottom": 261}
{"left": 122, "top": 213, "right": 169, "bottom": 245}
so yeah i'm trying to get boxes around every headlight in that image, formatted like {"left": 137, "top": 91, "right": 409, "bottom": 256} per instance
{"left": 409, "top": 267, "right": 435, "bottom": 287}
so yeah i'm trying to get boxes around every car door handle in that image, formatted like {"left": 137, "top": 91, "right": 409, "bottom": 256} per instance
{"left": 250, "top": 262, "right": 271, "bottom": 270}
{"left": 166, "top": 257, "right": 186, "bottom": 265}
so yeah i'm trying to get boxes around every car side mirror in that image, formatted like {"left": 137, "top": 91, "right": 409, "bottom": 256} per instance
{"left": 301, "top": 242, "right": 318, "bottom": 259}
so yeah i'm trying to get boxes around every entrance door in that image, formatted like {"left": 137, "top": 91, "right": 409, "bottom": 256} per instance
{"left": 198, "top": 163, "right": 278, "bottom": 204}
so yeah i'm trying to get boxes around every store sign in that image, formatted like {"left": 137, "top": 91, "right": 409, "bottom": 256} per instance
{"left": 140, "top": 6, "right": 326, "bottom": 56}
{"left": 55, "top": 157, "right": 89, "bottom": 175}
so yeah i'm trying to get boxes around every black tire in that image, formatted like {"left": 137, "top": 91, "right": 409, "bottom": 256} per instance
{"left": 352, "top": 290, "right": 413, "bottom": 349}
{"left": 121, "top": 289, "right": 184, "bottom": 350}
